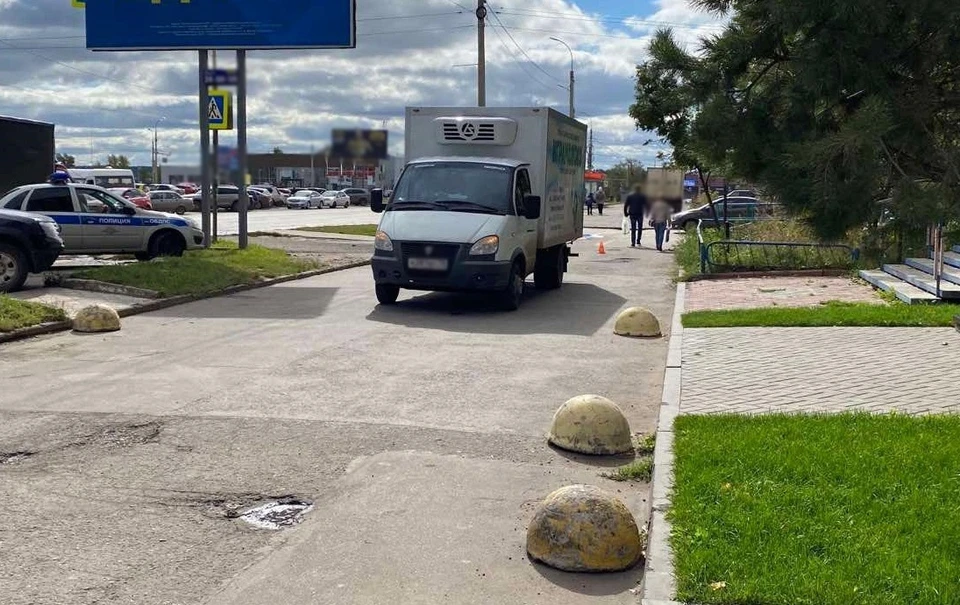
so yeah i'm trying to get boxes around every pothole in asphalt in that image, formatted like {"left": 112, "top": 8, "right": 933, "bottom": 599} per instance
{"left": 74, "top": 421, "right": 162, "bottom": 448}
{"left": 239, "top": 498, "right": 314, "bottom": 530}
{"left": 0, "top": 451, "right": 35, "bottom": 465}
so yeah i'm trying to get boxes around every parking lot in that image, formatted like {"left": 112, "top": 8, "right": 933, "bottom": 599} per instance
{"left": 189, "top": 204, "right": 381, "bottom": 236}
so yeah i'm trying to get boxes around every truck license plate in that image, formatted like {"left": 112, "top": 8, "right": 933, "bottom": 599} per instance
{"left": 408, "top": 257, "right": 448, "bottom": 271}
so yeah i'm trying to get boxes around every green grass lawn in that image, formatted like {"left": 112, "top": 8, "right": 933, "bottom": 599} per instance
{"left": 683, "top": 300, "right": 959, "bottom": 327}
{"left": 73, "top": 242, "right": 317, "bottom": 297}
{"left": 295, "top": 224, "right": 378, "bottom": 237}
{"left": 671, "top": 414, "right": 960, "bottom": 605}
{"left": 0, "top": 296, "right": 67, "bottom": 332}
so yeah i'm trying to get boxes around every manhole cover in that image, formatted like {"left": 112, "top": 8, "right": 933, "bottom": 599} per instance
{"left": 240, "top": 499, "right": 313, "bottom": 530}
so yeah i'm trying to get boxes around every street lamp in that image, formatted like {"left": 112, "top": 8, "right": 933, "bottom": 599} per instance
{"left": 152, "top": 117, "right": 166, "bottom": 184}
{"left": 550, "top": 37, "right": 575, "bottom": 118}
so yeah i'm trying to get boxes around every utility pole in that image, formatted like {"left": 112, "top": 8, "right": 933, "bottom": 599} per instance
{"left": 550, "top": 37, "right": 574, "bottom": 118}
{"left": 310, "top": 144, "right": 315, "bottom": 187}
{"left": 210, "top": 50, "right": 219, "bottom": 243}
{"left": 477, "top": 0, "right": 486, "bottom": 106}
{"left": 587, "top": 128, "right": 594, "bottom": 170}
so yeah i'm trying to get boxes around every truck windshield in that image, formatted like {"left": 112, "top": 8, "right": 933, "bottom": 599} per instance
{"left": 391, "top": 162, "right": 512, "bottom": 214}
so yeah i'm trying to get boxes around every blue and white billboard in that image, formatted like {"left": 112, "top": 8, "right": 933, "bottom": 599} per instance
{"left": 85, "top": 0, "right": 356, "bottom": 51}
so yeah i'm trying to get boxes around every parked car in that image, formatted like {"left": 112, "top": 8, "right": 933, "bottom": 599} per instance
{"left": 253, "top": 184, "right": 287, "bottom": 206}
{"left": 148, "top": 190, "right": 191, "bottom": 215}
{"left": 150, "top": 183, "right": 184, "bottom": 195}
{"left": 670, "top": 197, "right": 777, "bottom": 230}
{"left": 727, "top": 189, "right": 757, "bottom": 198}
{"left": 246, "top": 187, "right": 269, "bottom": 210}
{"left": 177, "top": 182, "right": 199, "bottom": 194}
{"left": 0, "top": 208, "right": 64, "bottom": 293}
{"left": 286, "top": 190, "right": 325, "bottom": 209}
{"left": 109, "top": 187, "right": 153, "bottom": 210}
{"left": 190, "top": 186, "right": 244, "bottom": 212}
{"left": 341, "top": 187, "right": 371, "bottom": 206}
{"left": 1, "top": 183, "right": 203, "bottom": 260}
{"left": 319, "top": 190, "right": 351, "bottom": 208}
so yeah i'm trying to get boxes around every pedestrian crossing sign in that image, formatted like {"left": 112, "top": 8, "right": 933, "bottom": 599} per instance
{"left": 208, "top": 89, "right": 233, "bottom": 131}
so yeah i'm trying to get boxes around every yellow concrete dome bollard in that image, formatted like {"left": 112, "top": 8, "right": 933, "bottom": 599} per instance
{"left": 614, "top": 306, "right": 662, "bottom": 338}
{"left": 548, "top": 395, "right": 633, "bottom": 455}
{"left": 526, "top": 484, "right": 643, "bottom": 572}
{"left": 73, "top": 305, "right": 121, "bottom": 333}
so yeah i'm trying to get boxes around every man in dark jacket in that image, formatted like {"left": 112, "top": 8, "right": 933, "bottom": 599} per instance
{"left": 624, "top": 185, "right": 649, "bottom": 247}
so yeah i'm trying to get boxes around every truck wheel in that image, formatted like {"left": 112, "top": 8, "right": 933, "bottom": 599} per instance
{"left": 534, "top": 245, "right": 564, "bottom": 290}
{"left": 499, "top": 261, "right": 524, "bottom": 311}
{"left": 376, "top": 284, "right": 400, "bottom": 305}
{"left": 0, "top": 243, "right": 28, "bottom": 293}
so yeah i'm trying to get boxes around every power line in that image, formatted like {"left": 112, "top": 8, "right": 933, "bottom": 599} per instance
{"left": 486, "top": 16, "right": 560, "bottom": 95}
{"left": 487, "top": 11, "right": 564, "bottom": 86}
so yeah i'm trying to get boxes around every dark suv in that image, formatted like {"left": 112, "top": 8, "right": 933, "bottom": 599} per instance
{"left": 0, "top": 208, "right": 64, "bottom": 293}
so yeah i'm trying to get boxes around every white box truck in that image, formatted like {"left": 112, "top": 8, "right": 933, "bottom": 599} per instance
{"left": 370, "top": 107, "right": 587, "bottom": 310}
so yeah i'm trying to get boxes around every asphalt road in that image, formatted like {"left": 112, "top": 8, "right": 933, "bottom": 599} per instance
{"left": 188, "top": 205, "right": 381, "bottom": 236}
{"left": 0, "top": 225, "right": 677, "bottom": 605}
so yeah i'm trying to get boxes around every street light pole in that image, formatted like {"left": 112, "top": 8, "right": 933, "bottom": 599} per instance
{"left": 152, "top": 117, "right": 165, "bottom": 184}
{"left": 550, "top": 37, "right": 574, "bottom": 118}
{"left": 477, "top": 0, "right": 487, "bottom": 106}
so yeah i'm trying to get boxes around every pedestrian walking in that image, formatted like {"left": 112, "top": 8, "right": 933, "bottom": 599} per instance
{"left": 595, "top": 187, "right": 606, "bottom": 216}
{"left": 623, "top": 184, "right": 648, "bottom": 247}
{"left": 649, "top": 198, "right": 672, "bottom": 252}
{"left": 585, "top": 192, "right": 595, "bottom": 215}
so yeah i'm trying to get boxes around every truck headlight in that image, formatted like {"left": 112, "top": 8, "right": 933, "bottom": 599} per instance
{"left": 374, "top": 230, "right": 394, "bottom": 252}
{"left": 469, "top": 235, "right": 499, "bottom": 256}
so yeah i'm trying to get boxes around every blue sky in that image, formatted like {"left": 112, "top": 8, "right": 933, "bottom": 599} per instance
{"left": 0, "top": 0, "right": 726, "bottom": 170}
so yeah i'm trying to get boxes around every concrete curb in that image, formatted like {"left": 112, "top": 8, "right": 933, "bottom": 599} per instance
{"left": 641, "top": 281, "right": 685, "bottom": 605}
{"left": 57, "top": 278, "right": 163, "bottom": 300}
{"left": 0, "top": 319, "right": 74, "bottom": 345}
{"left": 0, "top": 260, "right": 371, "bottom": 345}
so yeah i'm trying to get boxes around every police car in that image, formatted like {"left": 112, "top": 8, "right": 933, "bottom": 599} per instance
{"left": 0, "top": 183, "right": 204, "bottom": 260}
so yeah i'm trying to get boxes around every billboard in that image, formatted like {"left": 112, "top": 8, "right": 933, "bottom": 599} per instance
{"left": 331, "top": 130, "right": 389, "bottom": 161}
{"left": 85, "top": 0, "right": 356, "bottom": 51}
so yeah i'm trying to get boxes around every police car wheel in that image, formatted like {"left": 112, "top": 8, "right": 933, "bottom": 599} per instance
{"left": 151, "top": 232, "right": 186, "bottom": 258}
{"left": 0, "top": 243, "right": 28, "bottom": 293}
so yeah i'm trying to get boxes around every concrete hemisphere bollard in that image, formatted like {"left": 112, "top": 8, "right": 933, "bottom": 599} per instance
{"left": 614, "top": 306, "right": 662, "bottom": 338}
{"left": 526, "top": 484, "right": 644, "bottom": 572}
{"left": 548, "top": 395, "right": 633, "bottom": 455}
{"left": 73, "top": 305, "right": 121, "bottom": 333}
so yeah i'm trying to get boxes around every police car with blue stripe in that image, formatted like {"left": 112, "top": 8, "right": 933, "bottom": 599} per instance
{"left": 0, "top": 183, "right": 205, "bottom": 260}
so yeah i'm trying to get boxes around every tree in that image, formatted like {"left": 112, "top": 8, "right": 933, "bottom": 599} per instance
{"left": 604, "top": 159, "right": 646, "bottom": 191}
{"left": 631, "top": 0, "right": 960, "bottom": 239}
{"left": 106, "top": 154, "right": 131, "bottom": 169}
{"left": 272, "top": 147, "right": 284, "bottom": 155}
{"left": 55, "top": 153, "right": 75, "bottom": 168}
{"left": 629, "top": 29, "right": 728, "bottom": 221}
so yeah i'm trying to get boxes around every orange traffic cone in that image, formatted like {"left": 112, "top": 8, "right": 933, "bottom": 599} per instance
{"left": 598, "top": 240, "right": 606, "bottom": 255}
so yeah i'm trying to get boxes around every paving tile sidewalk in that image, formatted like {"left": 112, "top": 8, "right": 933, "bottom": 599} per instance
{"left": 685, "top": 276, "right": 881, "bottom": 312}
{"left": 681, "top": 327, "right": 960, "bottom": 415}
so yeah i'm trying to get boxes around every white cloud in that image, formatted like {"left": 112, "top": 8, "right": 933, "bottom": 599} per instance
{"left": 0, "top": 0, "right": 726, "bottom": 169}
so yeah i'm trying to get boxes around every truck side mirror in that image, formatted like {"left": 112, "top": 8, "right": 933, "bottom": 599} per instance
{"left": 522, "top": 195, "right": 541, "bottom": 220}
{"left": 371, "top": 188, "right": 385, "bottom": 213}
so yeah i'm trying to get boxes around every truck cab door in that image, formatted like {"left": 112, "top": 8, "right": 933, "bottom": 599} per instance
{"left": 514, "top": 168, "right": 538, "bottom": 272}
